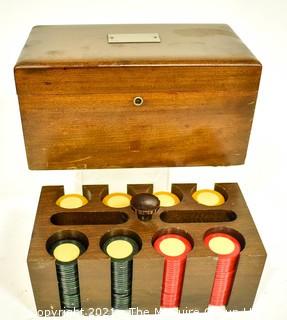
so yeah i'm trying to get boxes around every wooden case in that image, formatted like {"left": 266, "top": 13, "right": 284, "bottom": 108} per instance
{"left": 14, "top": 24, "right": 261, "bottom": 170}
{"left": 28, "top": 183, "right": 266, "bottom": 314}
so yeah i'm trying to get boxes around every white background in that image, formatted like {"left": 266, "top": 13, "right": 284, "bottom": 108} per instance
{"left": 0, "top": 0, "right": 286, "bottom": 319}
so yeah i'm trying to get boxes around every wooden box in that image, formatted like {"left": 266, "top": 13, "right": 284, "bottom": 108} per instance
{"left": 28, "top": 183, "right": 266, "bottom": 314}
{"left": 14, "top": 24, "right": 261, "bottom": 170}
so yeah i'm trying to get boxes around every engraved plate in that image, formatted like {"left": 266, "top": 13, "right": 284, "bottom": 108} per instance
{"left": 107, "top": 33, "right": 161, "bottom": 43}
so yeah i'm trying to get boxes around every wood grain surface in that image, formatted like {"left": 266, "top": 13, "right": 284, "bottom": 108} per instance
{"left": 14, "top": 24, "right": 261, "bottom": 169}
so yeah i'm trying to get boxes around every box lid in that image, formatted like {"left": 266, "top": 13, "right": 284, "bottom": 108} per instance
{"left": 15, "top": 24, "right": 259, "bottom": 68}
{"left": 14, "top": 24, "right": 261, "bottom": 170}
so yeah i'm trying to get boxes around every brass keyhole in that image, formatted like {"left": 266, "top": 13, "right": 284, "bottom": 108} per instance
{"left": 133, "top": 96, "right": 144, "bottom": 107}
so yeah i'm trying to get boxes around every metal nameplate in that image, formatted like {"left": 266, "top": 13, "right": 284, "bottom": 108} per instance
{"left": 107, "top": 33, "right": 161, "bottom": 44}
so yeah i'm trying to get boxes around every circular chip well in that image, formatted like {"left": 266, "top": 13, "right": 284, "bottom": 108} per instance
{"left": 56, "top": 194, "right": 88, "bottom": 209}
{"left": 154, "top": 234, "right": 192, "bottom": 258}
{"left": 102, "top": 193, "right": 131, "bottom": 208}
{"left": 154, "top": 191, "right": 180, "bottom": 207}
{"left": 205, "top": 233, "right": 241, "bottom": 256}
{"left": 53, "top": 242, "right": 81, "bottom": 263}
{"left": 103, "top": 235, "right": 139, "bottom": 260}
{"left": 106, "top": 239, "right": 134, "bottom": 260}
{"left": 192, "top": 189, "right": 225, "bottom": 206}
{"left": 209, "top": 237, "right": 235, "bottom": 255}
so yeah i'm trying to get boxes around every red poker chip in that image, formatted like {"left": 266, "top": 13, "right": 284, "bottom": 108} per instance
{"left": 204, "top": 232, "right": 241, "bottom": 258}
{"left": 154, "top": 233, "right": 192, "bottom": 260}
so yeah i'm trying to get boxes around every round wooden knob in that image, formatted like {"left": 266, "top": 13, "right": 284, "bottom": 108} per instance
{"left": 131, "top": 193, "right": 160, "bottom": 221}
